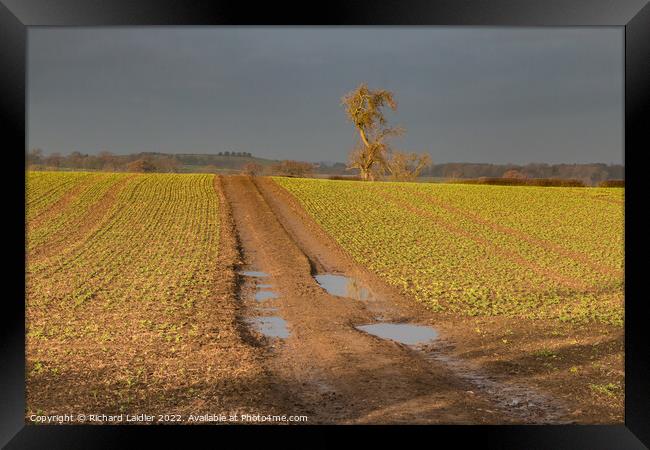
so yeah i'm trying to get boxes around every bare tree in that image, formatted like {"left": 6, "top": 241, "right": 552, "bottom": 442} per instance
{"left": 27, "top": 148, "right": 44, "bottom": 166}
{"left": 342, "top": 83, "right": 403, "bottom": 181}
{"left": 126, "top": 158, "right": 156, "bottom": 173}
{"left": 502, "top": 169, "right": 528, "bottom": 179}
{"left": 154, "top": 156, "right": 181, "bottom": 173}
{"left": 243, "top": 162, "right": 263, "bottom": 176}
{"left": 271, "top": 160, "right": 314, "bottom": 178}
{"left": 98, "top": 151, "right": 117, "bottom": 171}
{"left": 386, "top": 151, "right": 432, "bottom": 182}
{"left": 68, "top": 151, "right": 84, "bottom": 168}
{"left": 45, "top": 152, "right": 63, "bottom": 168}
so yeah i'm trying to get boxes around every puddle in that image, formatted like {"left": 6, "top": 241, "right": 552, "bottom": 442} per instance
{"left": 239, "top": 270, "right": 269, "bottom": 278}
{"left": 356, "top": 323, "right": 438, "bottom": 346}
{"left": 247, "top": 316, "right": 289, "bottom": 339}
{"left": 315, "top": 274, "right": 372, "bottom": 300}
{"left": 255, "top": 306, "right": 279, "bottom": 313}
{"left": 255, "top": 290, "right": 279, "bottom": 301}
{"left": 257, "top": 284, "right": 273, "bottom": 289}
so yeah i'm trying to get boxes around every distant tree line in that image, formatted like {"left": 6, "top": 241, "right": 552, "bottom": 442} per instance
{"left": 27, "top": 149, "right": 624, "bottom": 185}
{"left": 313, "top": 161, "right": 623, "bottom": 186}
{"left": 454, "top": 177, "right": 588, "bottom": 187}
{"left": 175, "top": 152, "right": 261, "bottom": 169}
{"left": 27, "top": 149, "right": 314, "bottom": 177}
{"left": 27, "top": 149, "right": 183, "bottom": 173}
{"left": 216, "top": 151, "right": 252, "bottom": 157}
{"left": 26, "top": 149, "right": 265, "bottom": 173}
{"left": 420, "top": 162, "right": 624, "bottom": 186}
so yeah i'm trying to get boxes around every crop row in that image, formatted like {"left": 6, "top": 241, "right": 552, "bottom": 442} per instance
{"left": 273, "top": 177, "right": 624, "bottom": 325}
{"left": 27, "top": 172, "right": 221, "bottom": 345}
{"left": 26, "top": 171, "right": 95, "bottom": 221}
{"left": 27, "top": 172, "right": 128, "bottom": 255}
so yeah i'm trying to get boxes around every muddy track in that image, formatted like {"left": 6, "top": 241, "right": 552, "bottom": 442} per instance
{"left": 221, "top": 175, "right": 569, "bottom": 424}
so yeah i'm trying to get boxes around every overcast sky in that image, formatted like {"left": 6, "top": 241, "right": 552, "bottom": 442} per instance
{"left": 28, "top": 27, "right": 623, "bottom": 164}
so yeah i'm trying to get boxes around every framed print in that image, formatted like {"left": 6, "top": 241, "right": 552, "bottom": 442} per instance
{"left": 1, "top": 0, "right": 648, "bottom": 448}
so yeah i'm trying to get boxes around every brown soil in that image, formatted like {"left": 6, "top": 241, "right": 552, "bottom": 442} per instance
{"left": 218, "top": 175, "right": 617, "bottom": 424}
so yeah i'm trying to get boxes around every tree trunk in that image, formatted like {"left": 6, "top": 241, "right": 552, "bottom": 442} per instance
{"left": 358, "top": 128, "right": 373, "bottom": 181}
{"left": 358, "top": 128, "right": 371, "bottom": 148}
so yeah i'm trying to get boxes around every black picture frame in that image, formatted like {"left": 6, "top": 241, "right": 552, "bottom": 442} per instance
{"left": 1, "top": 1, "right": 648, "bottom": 448}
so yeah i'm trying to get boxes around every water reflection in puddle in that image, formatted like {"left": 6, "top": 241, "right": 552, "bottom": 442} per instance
{"left": 255, "top": 306, "right": 279, "bottom": 313}
{"left": 315, "top": 274, "right": 372, "bottom": 300}
{"left": 255, "top": 290, "right": 279, "bottom": 301}
{"left": 239, "top": 270, "right": 269, "bottom": 278}
{"left": 357, "top": 323, "right": 438, "bottom": 346}
{"left": 247, "top": 316, "right": 289, "bottom": 339}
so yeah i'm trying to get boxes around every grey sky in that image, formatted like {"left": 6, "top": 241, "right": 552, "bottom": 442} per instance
{"left": 28, "top": 27, "right": 623, "bottom": 164}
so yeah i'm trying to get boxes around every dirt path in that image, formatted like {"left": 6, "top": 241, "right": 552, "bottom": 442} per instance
{"left": 221, "top": 175, "right": 570, "bottom": 424}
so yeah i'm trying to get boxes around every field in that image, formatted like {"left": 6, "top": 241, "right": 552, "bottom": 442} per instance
{"left": 26, "top": 171, "right": 274, "bottom": 417}
{"left": 26, "top": 171, "right": 625, "bottom": 424}
{"left": 272, "top": 178, "right": 624, "bottom": 325}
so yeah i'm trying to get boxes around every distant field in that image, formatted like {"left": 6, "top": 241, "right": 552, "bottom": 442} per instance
{"left": 273, "top": 177, "right": 624, "bottom": 326}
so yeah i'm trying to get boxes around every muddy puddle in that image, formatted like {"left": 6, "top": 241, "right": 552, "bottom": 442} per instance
{"left": 246, "top": 316, "right": 290, "bottom": 339}
{"left": 240, "top": 269, "right": 286, "bottom": 338}
{"left": 315, "top": 272, "right": 440, "bottom": 346}
{"left": 255, "top": 290, "right": 279, "bottom": 301}
{"left": 239, "top": 270, "right": 269, "bottom": 278}
{"left": 357, "top": 323, "right": 439, "bottom": 346}
{"left": 315, "top": 274, "right": 373, "bottom": 300}
{"left": 255, "top": 306, "right": 279, "bottom": 313}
